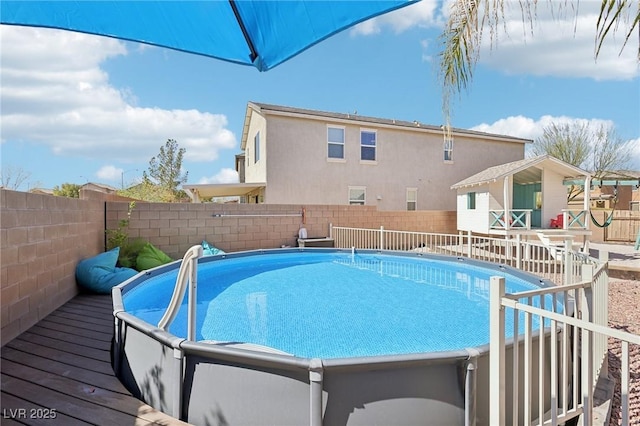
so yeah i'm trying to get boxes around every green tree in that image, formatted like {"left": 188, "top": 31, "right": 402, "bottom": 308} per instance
{"left": 118, "top": 179, "right": 179, "bottom": 203}
{"left": 53, "top": 182, "right": 81, "bottom": 198}
{"left": 143, "top": 139, "right": 188, "bottom": 201}
{"left": 531, "top": 121, "right": 632, "bottom": 200}
{"left": 439, "top": 0, "right": 639, "bottom": 125}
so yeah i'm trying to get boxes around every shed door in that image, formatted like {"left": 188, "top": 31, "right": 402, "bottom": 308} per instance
{"left": 513, "top": 183, "right": 541, "bottom": 228}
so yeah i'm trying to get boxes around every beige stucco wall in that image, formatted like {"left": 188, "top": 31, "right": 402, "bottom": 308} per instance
{"left": 244, "top": 109, "right": 267, "bottom": 185}
{"left": 1, "top": 190, "right": 105, "bottom": 346}
{"left": 244, "top": 112, "right": 525, "bottom": 211}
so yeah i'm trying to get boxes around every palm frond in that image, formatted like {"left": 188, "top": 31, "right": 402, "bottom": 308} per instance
{"left": 595, "top": 0, "right": 640, "bottom": 60}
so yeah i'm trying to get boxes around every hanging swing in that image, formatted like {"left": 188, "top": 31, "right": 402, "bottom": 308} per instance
{"left": 590, "top": 209, "right": 615, "bottom": 228}
{"left": 589, "top": 184, "right": 617, "bottom": 228}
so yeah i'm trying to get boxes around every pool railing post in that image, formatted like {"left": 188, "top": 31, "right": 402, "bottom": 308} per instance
{"left": 489, "top": 276, "right": 505, "bottom": 425}
{"left": 187, "top": 245, "right": 203, "bottom": 342}
{"left": 379, "top": 226, "right": 384, "bottom": 250}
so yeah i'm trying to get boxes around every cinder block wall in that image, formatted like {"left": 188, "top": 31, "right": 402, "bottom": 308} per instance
{"left": 0, "top": 190, "right": 104, "bottom": 346}
{"left": 106, "top": 202, "right": 458, "bottom": 259}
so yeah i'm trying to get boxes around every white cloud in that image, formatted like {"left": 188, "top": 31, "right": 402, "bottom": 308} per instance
{"left": 198, "top": 168, "right": 239, "bottom": 184}
{"left": 0, "top": 26, "right": 237, "bottom": 162}
{"left": 476, "top": 2, "right": 639, "bottom": 80}
{"left": 472, "top": 115, "right": 616, "bottom": 141}
{"left": 96, "top": 165, "right": 124, "bottom": 181}
{"left": 472, "top": 115, "right": 640, "bottom": 169}
{"left": 351, "top": 0, "right": 440, "bottom": 36}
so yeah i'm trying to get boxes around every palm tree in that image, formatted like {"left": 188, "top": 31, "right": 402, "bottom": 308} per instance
{"left": 439, "top": 0, "right": 639, "bottom": 127}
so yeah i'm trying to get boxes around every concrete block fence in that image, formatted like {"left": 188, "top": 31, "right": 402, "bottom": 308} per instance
{"left": 1, "top": 189, "right": 105, "bottom": 346}
{"left": 1, "top": 188, "right": 456, "bottom": 346}
{"left": 105, "top": 202, "right": 458, "bottom": 259}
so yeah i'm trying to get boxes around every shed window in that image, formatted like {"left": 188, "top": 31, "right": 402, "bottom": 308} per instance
{"left": 467, "top": 192, "right": 476, "bottom": 210}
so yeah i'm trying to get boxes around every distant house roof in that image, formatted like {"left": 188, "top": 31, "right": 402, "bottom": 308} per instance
{"left": 29, "top": 188, "right": 54, "bottom": 195}
{"left": 81, "top": 182, "right": 119, "bottom": 193}
{"left": 451, "top": 155, "right": 591, "bottom": 189}
{"left": 242, "top": 101, "right": 533, "bottom": 150}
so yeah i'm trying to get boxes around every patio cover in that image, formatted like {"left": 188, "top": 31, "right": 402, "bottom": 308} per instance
{"left": 0, "top": 0, "right": 416, "bottom": 71}
{"left": 183, "top": 182, "right": 266, "bottom": 202}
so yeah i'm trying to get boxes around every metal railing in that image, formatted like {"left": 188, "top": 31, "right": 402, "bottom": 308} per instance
{"left": 157, "top": 244, "right": 203, "bottom": 340}
{"left": 331, "top": 225, "right": 583, "bottom": 284}
{"left": 490, "top": 267, "right": 639, "bottom": 425}
{"left": 330, "top": 224, "right": 636, "bottom": 425}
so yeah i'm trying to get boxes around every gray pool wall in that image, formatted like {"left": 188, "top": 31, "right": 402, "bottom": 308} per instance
{"left": 112, "top": 248, "right": 567, "bottom": 426}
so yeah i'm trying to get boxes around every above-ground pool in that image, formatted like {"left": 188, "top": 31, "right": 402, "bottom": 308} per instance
{"left": 112, "top": 248, "right": 565, "bottom": 426}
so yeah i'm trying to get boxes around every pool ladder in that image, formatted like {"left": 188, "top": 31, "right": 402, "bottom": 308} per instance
{"left": 157, "top": 245, "right": 203, "bottom": 341}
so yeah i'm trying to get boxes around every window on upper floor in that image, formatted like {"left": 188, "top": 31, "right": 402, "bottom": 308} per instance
{"left": 254, "top": 132, "right": 260, "bottom": 163}
{"left": 349, "top": 186, "right": 366, "bottom": 205}
{"left": 407, "top": 188, "right": 417, "bottom": 211}
{"left": 444, "top": 137, "right": 453, "bottom": 162}
{"left": 328, "top": 126, "right": 345, "bottom": 159}
{"left": 361, "top": 129, "right": 376, "bottom": 161}
{"left": 467, "top": 192, "right": 476, "bottom": 210}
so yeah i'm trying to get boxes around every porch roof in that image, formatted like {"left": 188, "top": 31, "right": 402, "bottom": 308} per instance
{"left": 451, "top": 155, "right": 591, "bottom": 190}
{"left": 183, "top": 182, "right": 266, "bottom": 201}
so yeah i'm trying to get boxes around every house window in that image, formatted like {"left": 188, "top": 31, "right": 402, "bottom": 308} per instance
{"left": 444, "top": 138, "right": 453, "bottom": 162}
{"left": 360, "top": 130, "right": 376, "bottom": 161}
{"left": 407, "top": 188, "right": 417, "bottom": 211}
{"left": 467, "top": 192, "right": 476, "bottom": 210}
{"left": 328, "top": 126, "right": 345, "bottom": 159}
{"left": 349, "top": 187, "right": 366, "bottom": 205}
{"left": 254, "top": 132, "right": 260, "bottom": 163}
{"left": 630, "top": 201, "right": 639, "bottom": 211}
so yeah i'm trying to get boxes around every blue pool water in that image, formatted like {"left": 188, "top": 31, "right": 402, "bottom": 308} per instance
{"left": 123, "top": 251, "right": 556, "bottom": 359}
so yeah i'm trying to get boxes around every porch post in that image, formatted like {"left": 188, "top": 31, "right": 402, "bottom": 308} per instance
{"left": 583, "top": 176, "right": 591, "bottom": 231}
{"left": 503, "top": 176, "right": 510, "bottom": 230}
{"left": 515, "top": 234, "right": 522, "bottom": 270}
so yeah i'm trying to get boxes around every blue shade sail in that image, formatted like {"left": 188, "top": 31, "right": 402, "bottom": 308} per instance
{"left": 0, "top": 0, "right": 416, "bottom": 71}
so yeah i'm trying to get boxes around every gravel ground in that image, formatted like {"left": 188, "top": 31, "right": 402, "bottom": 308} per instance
{"left": 607, "top": 278, "right": 640, "bottom": 425}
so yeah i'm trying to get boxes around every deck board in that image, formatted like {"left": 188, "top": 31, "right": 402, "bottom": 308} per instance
{"left": 1, "top": 294, "right": 191, "bottom": 426}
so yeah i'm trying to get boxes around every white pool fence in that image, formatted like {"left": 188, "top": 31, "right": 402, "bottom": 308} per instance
{"left": 329, "top": 225, "right": 639, "bottom": 426}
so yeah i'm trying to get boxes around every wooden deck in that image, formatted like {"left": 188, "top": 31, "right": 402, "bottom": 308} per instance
{"left": 1, "top": 294, "right": 191, "bottom": 425}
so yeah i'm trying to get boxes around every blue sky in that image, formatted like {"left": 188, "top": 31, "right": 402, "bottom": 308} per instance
{"left": 1, "top": 0, "right": 638, "bottom": 191}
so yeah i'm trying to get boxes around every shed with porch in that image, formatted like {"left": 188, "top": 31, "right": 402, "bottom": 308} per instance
{"left": 451, "top": 155, "right": 592, "bottom": 239}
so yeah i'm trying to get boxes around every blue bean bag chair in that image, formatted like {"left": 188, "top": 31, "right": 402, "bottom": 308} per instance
{"left": 75, "top": 247, "right": 138, "bottom": 294}
{"left": 202, "top": 240, "right": 225, "bottom": 256}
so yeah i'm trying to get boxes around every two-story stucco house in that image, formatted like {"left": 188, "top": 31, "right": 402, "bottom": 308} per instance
{"left": 185, "top": 102, "right": 532, "bottom": 210}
